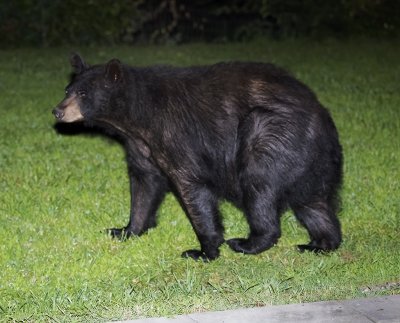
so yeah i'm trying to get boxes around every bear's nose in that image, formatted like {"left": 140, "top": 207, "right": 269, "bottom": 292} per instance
{"left": 52, "top": 108, "right": 64, "bottom": 120}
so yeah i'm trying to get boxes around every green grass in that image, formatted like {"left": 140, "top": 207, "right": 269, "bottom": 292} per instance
{"left": 0, "top": 39, "right": 399, "bottom": 322}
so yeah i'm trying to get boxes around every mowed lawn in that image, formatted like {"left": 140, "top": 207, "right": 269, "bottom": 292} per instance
{"left": 0, "top": 39, "right": 399, "bottom": 322}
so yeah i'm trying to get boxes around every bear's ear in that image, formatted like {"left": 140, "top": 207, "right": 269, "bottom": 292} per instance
{"left": 70, "top": 53, "right": 88, "bottom": 74}
{"left": 105, "top": 59, "right": 123, "bottom": 83}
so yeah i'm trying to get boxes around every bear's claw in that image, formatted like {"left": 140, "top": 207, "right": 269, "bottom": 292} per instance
{"left": 181, "top": 249, "right": 215, "bottom": 262}
{"left": 106, "top": 227, "right": 133, "bottom": 240}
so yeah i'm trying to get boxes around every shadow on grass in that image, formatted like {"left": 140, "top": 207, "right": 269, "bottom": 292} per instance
{"left": 53, "top": 122, "right": 124, "bottom": 145}
{"left": 54, "top": 121, "right": 98, "bottom": 136}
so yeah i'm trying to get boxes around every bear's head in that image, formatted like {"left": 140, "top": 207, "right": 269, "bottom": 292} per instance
{"left": 52, "top": 53, "right": 123, "bottom": 123}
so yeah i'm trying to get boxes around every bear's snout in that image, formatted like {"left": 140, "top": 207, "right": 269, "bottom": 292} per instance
{"left": 52, "top": 96, "right": 84, "bottom": 123}
{"left": 52, "top": 108, "right": 64, "bottom": 120}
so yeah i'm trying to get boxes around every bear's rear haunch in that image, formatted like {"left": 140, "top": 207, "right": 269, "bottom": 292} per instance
{"left": 52, "top": 54, "right": 343, "bottom": 261}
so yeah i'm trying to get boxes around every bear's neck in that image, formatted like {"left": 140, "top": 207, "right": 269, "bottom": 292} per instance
{"left": 92, "top": 116, "right": 150, "bottom": 144}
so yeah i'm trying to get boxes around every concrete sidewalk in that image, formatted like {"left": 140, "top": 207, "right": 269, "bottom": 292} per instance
{"left": 116, "top": 295, "right": 400, "bottom": 323}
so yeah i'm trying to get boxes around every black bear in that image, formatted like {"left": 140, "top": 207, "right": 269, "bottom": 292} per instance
{"left": 53, "top": 54, "right": 343, "bottom": 261}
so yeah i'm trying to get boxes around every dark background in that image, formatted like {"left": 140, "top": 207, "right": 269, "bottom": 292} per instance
{"left": 1, "top": 0, "right": 399, "bottom": 48}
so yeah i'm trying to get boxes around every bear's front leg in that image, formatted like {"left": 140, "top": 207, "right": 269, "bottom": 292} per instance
{"left": 108, "top": 174, "right": 168, "bottom": 240}
{"left": 177, "top": 183, "right": 224, "bottom": 261}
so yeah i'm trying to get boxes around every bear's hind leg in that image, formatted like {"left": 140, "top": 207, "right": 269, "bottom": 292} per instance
{"left": 178, "top": 184, "right": 225, "bottom": 261}
{"left": 227, "top": 107, "right": 289, "bottom": 254}
{"left": 293, "top": 200, "right": 341, "bottom": 253}
{"left": 227, "top": 190, "right": 281, "bottom": 254}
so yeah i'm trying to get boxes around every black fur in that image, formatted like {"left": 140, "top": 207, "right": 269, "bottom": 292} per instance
{"left": 53, "top": 54, "right": 343, "bottom": 261}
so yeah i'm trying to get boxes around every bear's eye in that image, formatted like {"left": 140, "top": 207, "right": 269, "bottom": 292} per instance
{"left": 78, "top": 90, "right": 87, "bottom": 98}
{"left": 65, "top": 89, "right": 69, "bottom": 95}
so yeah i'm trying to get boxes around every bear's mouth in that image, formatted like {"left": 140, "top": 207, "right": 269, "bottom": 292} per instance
{"left": 53, "top": 95, "right": 84, "bottom": 123}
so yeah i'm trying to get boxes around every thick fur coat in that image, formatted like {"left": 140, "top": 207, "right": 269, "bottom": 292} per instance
{"left": 53, "top": 54, "right": 343, "bottom": 260}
